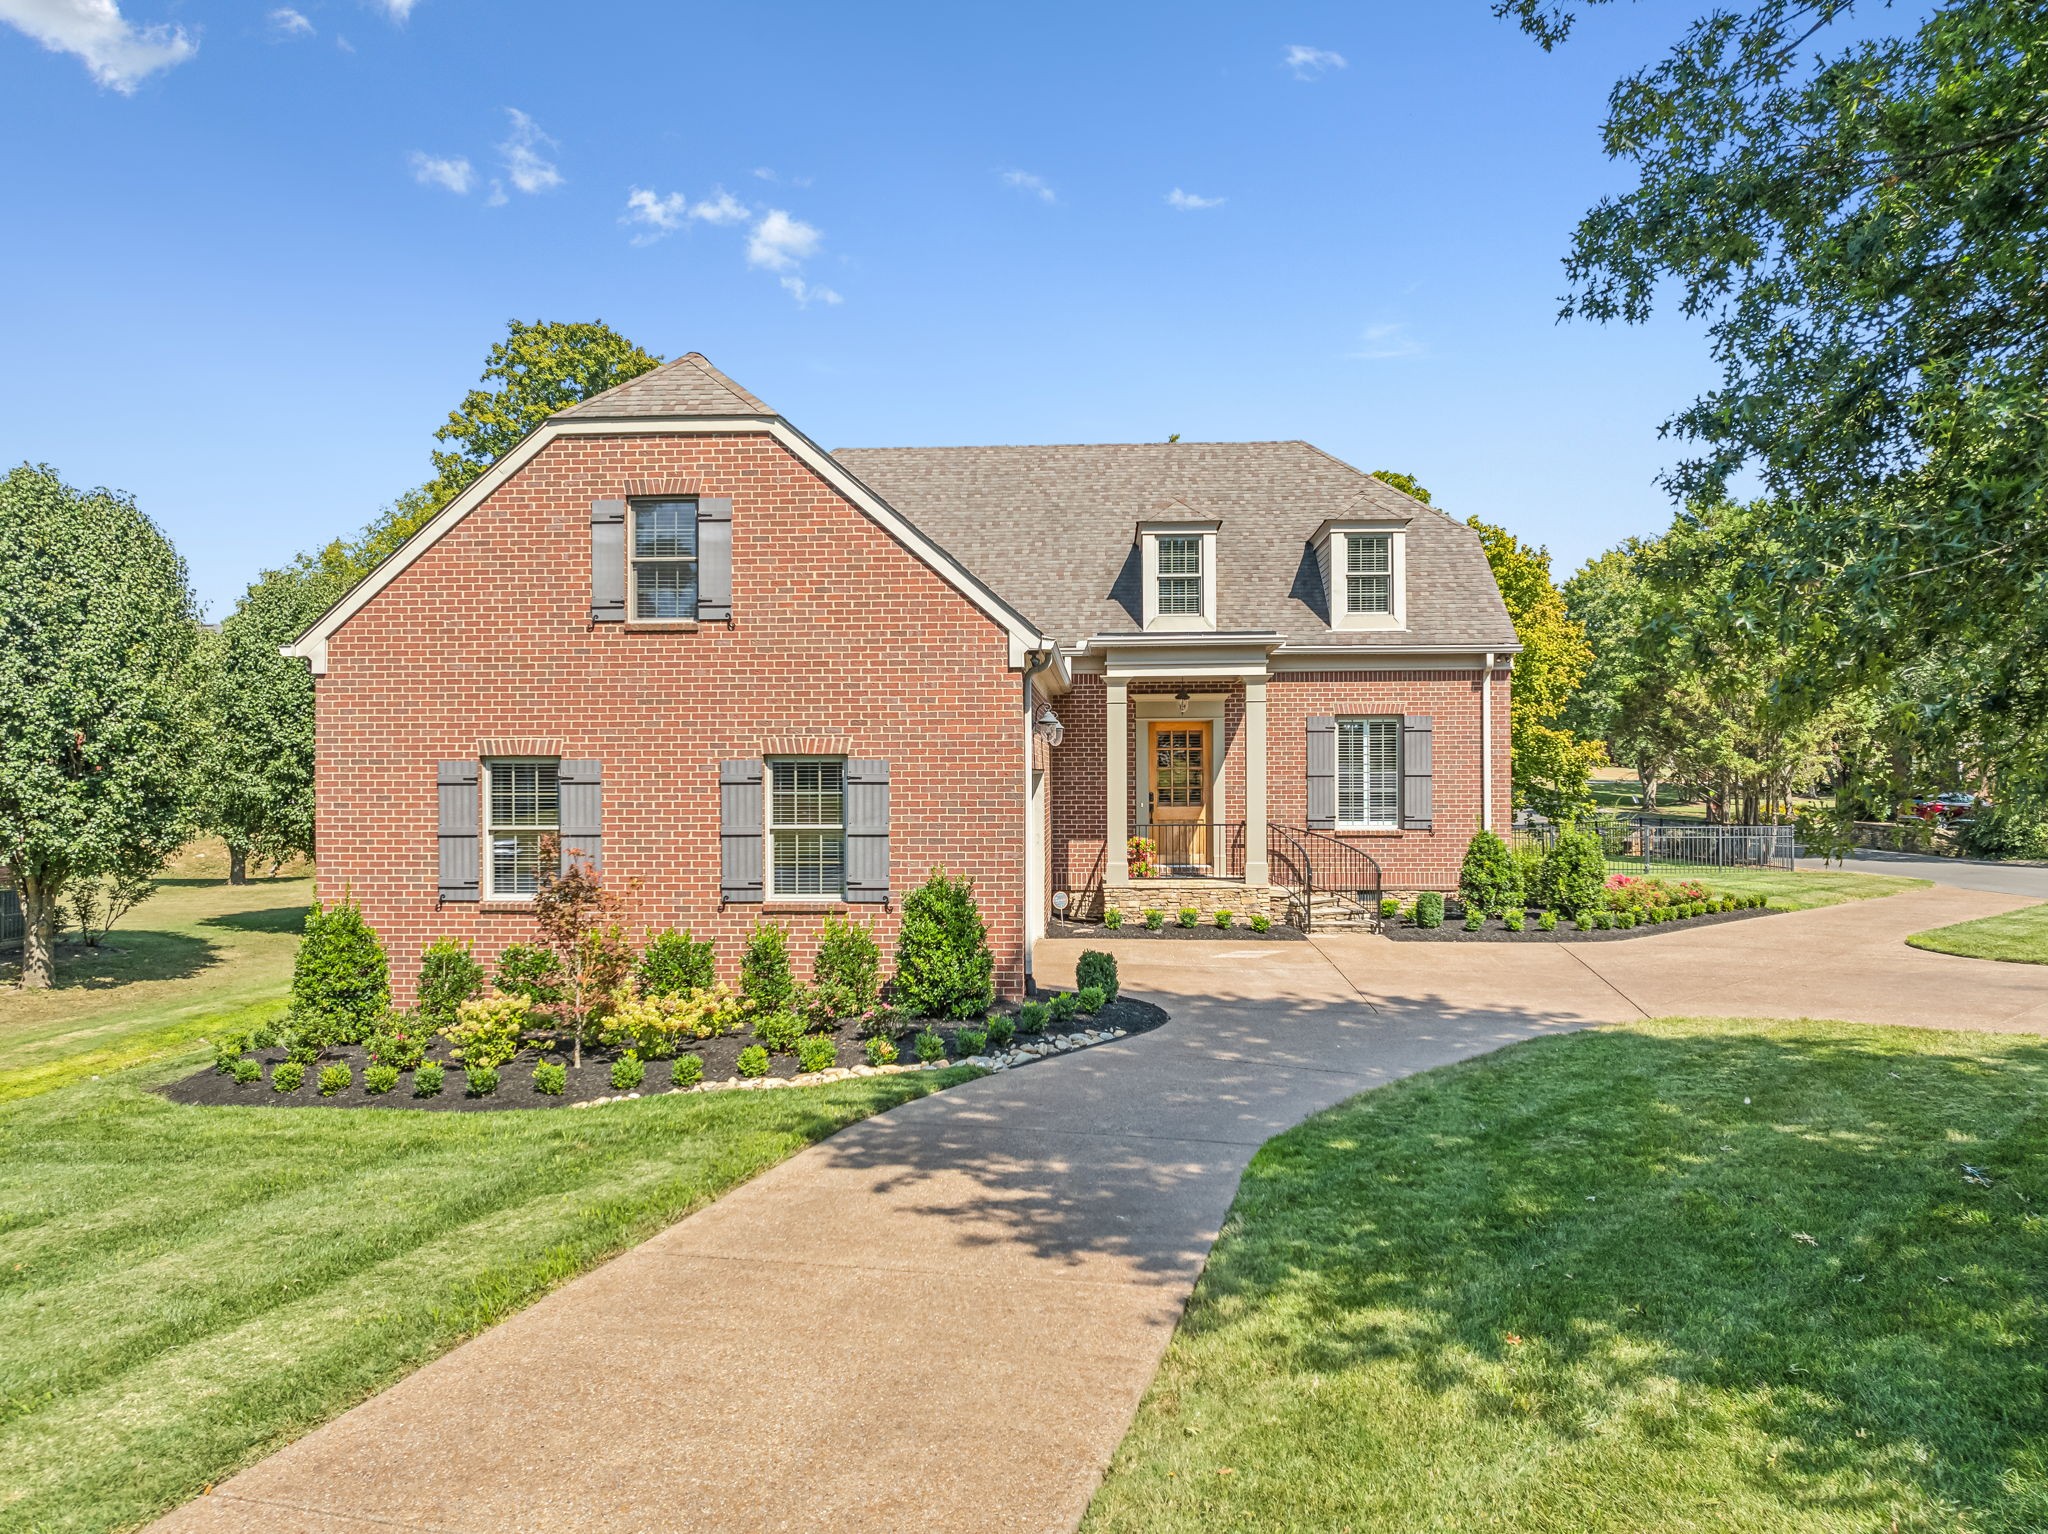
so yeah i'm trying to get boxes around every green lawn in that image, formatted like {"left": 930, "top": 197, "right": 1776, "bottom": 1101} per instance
{"left": 0, "top": 1058, "right": 977, "bottom": 1534}
{"left": 1907, "top": 903, "right": 2048, "bottom": 965}
{"left": 0, "top": 843, "right": 312, "bottom": 1102}
{"left": 1699, "top": 864, "right": 1930, "bottom": 910}
{"left": 1084, "top": 1018, "right": 2048, "bottom": 1534}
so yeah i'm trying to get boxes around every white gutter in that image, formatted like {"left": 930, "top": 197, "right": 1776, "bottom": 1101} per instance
{"left": 1481, "top": 651, "right": 1495, "bottom": 833}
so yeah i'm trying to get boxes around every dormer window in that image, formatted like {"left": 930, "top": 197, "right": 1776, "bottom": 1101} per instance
{"left": 1315, "top": 520, "right": 1408, "bottom": 631}
{"left": 1136, "top": 513, "right": 1220, "bottom": 631}
{"left": 1346, "top": 534, "right": 1393, "bottom": 615}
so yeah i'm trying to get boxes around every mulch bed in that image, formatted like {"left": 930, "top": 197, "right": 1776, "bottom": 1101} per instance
{"left": 158, "top": 994, "right": 1169, "bottom": 1113}
{"left": 1385, "top": 904, "right": 1777, "bottom": 943}
{"left": 1047, "top": 918, "right": 1307, "bottom": 943}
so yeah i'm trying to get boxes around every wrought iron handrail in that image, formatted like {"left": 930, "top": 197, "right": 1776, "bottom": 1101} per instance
{"left": 1130, "top": 821, "right": 1247, "bottom": 880}
{"left": 1267, "top": 823, "right": 1384, "bottom": 933}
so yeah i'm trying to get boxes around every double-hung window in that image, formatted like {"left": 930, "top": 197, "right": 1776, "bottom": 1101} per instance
{"left": 1346, "top": 534, "right": 1393, "bottom": 615}
{"left": 1156, "top": 535, "right": 1203, "bottom": 616}
{"left": 631, "top": 499, "right": 699, "bottom": 620}
{"left": 1336, "top": 718, "right": 1400, "bottom": 829}
{"left": 487, "top": 760, "right": 558, "bottom": 897}
{"left": 769, "top": 759, "right": 845, "bottom": 899}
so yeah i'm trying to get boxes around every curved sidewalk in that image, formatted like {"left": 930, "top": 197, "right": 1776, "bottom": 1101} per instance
{"left": 150, "top": 884, "right": 2048, "bottom": 1534}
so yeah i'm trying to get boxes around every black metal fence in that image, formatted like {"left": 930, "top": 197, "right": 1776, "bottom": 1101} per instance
{"left": 1130, "top": 821, "right": 1247, "bottom": 880}
{"left": 1514, "top": 815, "right": 1793, "bottom": 874}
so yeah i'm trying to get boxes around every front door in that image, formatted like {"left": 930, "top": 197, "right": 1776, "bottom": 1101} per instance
{"left": 1147, "top": 721, "right": 1212, "bottom": 871}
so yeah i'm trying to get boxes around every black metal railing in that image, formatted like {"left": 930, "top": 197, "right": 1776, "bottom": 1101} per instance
{"left": 1268, "top": 823, "right": 1384, "bottom": 932}
{"left": 1513, "top": 815, "right": 1793, "bottom": 873}
{"left": 1129, "top": 821, "right": 1247, "bottom": 880}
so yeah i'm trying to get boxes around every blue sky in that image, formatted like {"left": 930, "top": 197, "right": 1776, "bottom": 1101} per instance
{"left": 1, "top": 0, "right": 1723, "bottom": 617}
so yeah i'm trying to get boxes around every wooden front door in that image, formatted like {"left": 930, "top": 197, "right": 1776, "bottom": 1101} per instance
{"left": 1147, "top": 721, "right": 1212, "bottom": 870}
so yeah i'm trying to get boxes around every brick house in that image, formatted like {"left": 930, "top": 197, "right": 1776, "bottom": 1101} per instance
{"left": 289, "top": 354, "right": 1518, "bottom": 1002}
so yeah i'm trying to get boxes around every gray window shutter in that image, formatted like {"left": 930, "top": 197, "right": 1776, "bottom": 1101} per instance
{"left": 559, "top": 759, "right": 602, "bottom": 875}
{"left": 845, "top": 758, "right": 890, "bottom": 904}
{"left": 720, "top": 759, "right": 764, "bottom": 902}
{"left": 1401, "top": 715, "right": 1434, "bottom": 830}
{"left": 437, "top": 760, "right": 480, "bottom": 902}
{"left": 590, "top": 498, "right": 626, "bottom": 623}
{"left": 1306, "top": 717, "right": 1337, "bottom": 831}
{"left": 697, "top": 497, "right": 733, "bottom": 622}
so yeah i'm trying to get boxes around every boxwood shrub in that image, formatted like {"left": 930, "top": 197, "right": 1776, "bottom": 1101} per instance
{"left": 1414, "top": 892, "right": 1446, "bottom": 929}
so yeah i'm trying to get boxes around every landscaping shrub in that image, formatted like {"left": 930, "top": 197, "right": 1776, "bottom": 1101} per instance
{"left": 1017, "top": 1000, "right": 1048, "bottom": 1035}
{"left": 863, "top": 1036, "right": 898, "bottom": 1066}
{"left": 671, "top": 1053, "right": 704, "bottom": 1087}
{"left": 815, "top": 913, "right": 882, "bottom": 1011}
{"left": 857, "top": 1003, "right": 913, "bottom": 1040}
{"left": 1177, "top": 907, "right": 1199, "bottom": 929}
{"left": 1538, "top": 910, "right": 1559, "bottom": 932}
{"left": 465, "top": 1062, "right": 500, "bottom": 1097}
{"left": 753, "top": 1010, "right": 805, "bottom": 1054}
{"left": 412, "top": 1060, "right": 444, "bottom": 1097}
{"left": 609, "top": 1052, "right": 646, "bottom": 1091}
{"left": 1510, "top": 841, "right": 1547, "bottom": 903}
{"left": 1049, "top": 991, "right": 1080, "bottom": 1023}
{"left": 230, "top": 1057, "right": 261, "bottom": 1085}
{"left": 740, "top": 922, "right": 795, "bottom": 1015}
{"left": 894, "top": 868, "right": 996, "bottom": 1019}
{"left": 1143, "top": 909, "right": 1166, "bottom": 931}
{"left": 1214, "top": 909, "right": 1234, "bottom": 929}
{"left": 1536, "top": 828, "right": 1607, "bottom": 918}
{"left": 953, "top": 1027, "right": 988, "bottom": 1057}
{"left": 1076, "top": 949, "right": 1120, "bottom": 1002}
{"left": 1103, "top": 907, "right": 1124, "bottom": 930}
{"left": 213, "top": 1036, "right": 247, "bottom": 1074}
{"left": 290, "top": 896, "right": 390, "bottom": 1043}
{"left": 914, "top": 1029, "right": 946, "bottom": 1063}
{"left": 250, "top": 1023, "right": 280, "bottom": 1050}
{"left": 1958, "top": 798, "right": 2048, "bottom": 860}
{"left": 365, "top": 1014, "right": 429, "bottom": 1071}
{"left": 604, "top": 983, "right": 745, "bottom": 1056}
{"left": 318, "top": 1063, "right": 352, "bottom": 1096}
{"left": 636, "top": 928, "right": 717, "bottom": 998}
{"left": 442, "top": 993, "right": 527, "bottom": 1069}
{"left": 1462, "top": 913, "right": 1484, "bottom": 932}
{"left": 416, "top": 938, "right": 485, "bottom": 1028}
{"left": 1457, "top": 829, "right": 1521, "bottom": 915}
{"left": 1414, "top": 892, "right": 1445, "bottom": 929}
{"left": 283, "top": 1032, "right": 321, "bottom": 1066}
{"left": 494, "top": 943, "right": 565, "bottom": 1008}
{"left": 985, "top": 1013, "right": 1015, "bottom": 1047}
{"left": 270, "top": 1061, "right": 304, "bottom": 1093}
{"left": 1249, "top": 912, "right": 1272, "bottom": 932}
{"left": 1380, "top": 897, "right": 1401, "bottom": 919}
{"left": 364, "top": 1063, "right": 399, "bottom": 1094}
{"left": 1077, "top": 985, "right": 1106, "bottom": 1014}
{"left": 532, "top": 1060, "right": 566, "bottom": 1095}
{"left": 796, "top": 1035, "right": 837, "bottom": 1073}
{"left": 1502, "top": 909, "right": 1525, "bottom": 932}
{"left": 1618, "top": 910, "right": 1638, "bottom": 929}
{"left": 736, "top": 1044, "right": 770, "bottom": 1078}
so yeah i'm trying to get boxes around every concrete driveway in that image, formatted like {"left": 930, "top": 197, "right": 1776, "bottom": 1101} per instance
{"left": 151, "top": 883, "right": 2048, "bottom": 1534}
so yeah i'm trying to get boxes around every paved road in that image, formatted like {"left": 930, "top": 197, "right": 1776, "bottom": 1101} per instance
{"left": 151, "top": 884, "right": 2048, "bottom": 1534}
{"left": 1801, "top": 848, "right": 2048, "bottom": 899}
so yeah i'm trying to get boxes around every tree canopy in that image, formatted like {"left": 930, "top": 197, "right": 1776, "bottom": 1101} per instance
{"left": 0, "top": 465, "right": 202, "bottom": 986}
{"left": 1371, "top": 470, "right": 1434, "bottom": 504}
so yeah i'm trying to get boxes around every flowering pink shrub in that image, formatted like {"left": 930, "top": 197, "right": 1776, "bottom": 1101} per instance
{"left": 1602, "top": 875, "right": 1713, "bottom": 915}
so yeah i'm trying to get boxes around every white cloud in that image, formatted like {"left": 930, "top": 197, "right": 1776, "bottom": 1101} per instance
{"left": 1349, "top": 322, "right": 1424, "bottom": 360}
{"left": 0, "top": 0, "right": 197, "bottom": 91}
{"left": 780, "top": 275, "right": 842, "bottom": 307}
{"left": 689, "top": 187, "right": 749, "bottom": 225}
{"left": 498, "top": 107, "right": 562, "bottom": 194}
{"left": 409, "top": 151, "right": 474, "bottom": 195}
{"left": 747, "top": 208, "right": 821, "bottom": 272}
{"left": 1166, "top": 187, "right": 1225, "bottom": 210}
{"left": 372, "top": 0, "right": 418, "bottom": 19}
{"left": 624, "top": 186, "right": 687, "bottom": 233}
{"left": 1284, "top": 44, "right": 1346, "bottom": 80}
{"left": 269, "top": 7, "right": 313, "bottom": 38}
{"left": 1002, "top": 169, "right": 1055, "bottom": 204}
{"left": 485, "top": 179, "right": 507, "bottom": 206}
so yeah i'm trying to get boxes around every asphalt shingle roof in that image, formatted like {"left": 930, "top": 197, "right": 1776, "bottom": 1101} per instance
{"left": 832, "top": 441, "right": 1519, "bottom": 651}
{"left": 552, "top": 352, "right": 774, "bottom": 419}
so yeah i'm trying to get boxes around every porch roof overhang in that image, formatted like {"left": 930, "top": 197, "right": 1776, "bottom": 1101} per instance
{"left": 1074, "top": 631, "right": 1282, "bottom": 681}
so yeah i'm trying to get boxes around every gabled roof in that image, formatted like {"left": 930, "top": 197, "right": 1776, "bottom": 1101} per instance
{"left": 831, "top": 441, "right": 1519, "bottom": 651}
{"left": 551, "top": 352, "right": 774, "bottom": 420}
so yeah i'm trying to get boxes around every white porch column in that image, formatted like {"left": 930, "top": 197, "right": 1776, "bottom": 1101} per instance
{"left": 1105, "top": 678, "right": 1130, "bottom": 886}
{"left": 1244, "top": 677, "right": 1270, "bottom": 884}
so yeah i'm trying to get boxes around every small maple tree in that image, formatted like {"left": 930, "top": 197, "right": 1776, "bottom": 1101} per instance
{"left": 532, "top": 836, "right": 632, "bottom": 1069}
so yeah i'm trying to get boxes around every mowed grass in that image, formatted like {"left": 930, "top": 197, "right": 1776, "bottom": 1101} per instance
{"left": 1908, "top": 903, "right": 2048, "bottom": 965}
{"left": 1701, "top": 864, "right": 1930, "bottom": 910}
{"left": 0, "top": 1061, "right": 978, "bottom": 1533}
{"left": 0, "top": 843, "right": 312, "bottom": 1101}
{"left": 1083, "top": 1018, "right": 2048, "bottom": 1534}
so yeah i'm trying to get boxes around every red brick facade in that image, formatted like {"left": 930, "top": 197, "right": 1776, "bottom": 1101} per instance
{"left": 314, "top": 430, "right": 1029, "bottom": 1004}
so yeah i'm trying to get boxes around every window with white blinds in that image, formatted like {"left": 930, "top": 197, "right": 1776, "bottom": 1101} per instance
{"left": 1336, "top": 718, "right": 1399, "bottom": 828}
{"left": 1156, "top": 535, "right": 1203, "bottom": 616}
{"left": 769, "top": 759, "right": 845, "bottom": 898}
{"left": 631, "top": 500, "right": 699, "bottom": 620}
{"left": 487, "top": 760, "right": 558, "bottom": 897}
{"left": 1346, "top": 534, "right": 1393, "bottom": 614}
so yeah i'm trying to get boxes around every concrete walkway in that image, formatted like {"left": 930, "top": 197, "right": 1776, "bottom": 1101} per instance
{"left": 152, "top": 884, "right": 2048, "bottom": 1534}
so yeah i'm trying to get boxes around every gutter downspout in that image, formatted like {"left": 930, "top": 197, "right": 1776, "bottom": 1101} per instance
{"left": 1481, "top": 652, "right": 1496, "bottom": 833}
{"left": 1022, "top": 647, "right": 1056, "bottom": 996}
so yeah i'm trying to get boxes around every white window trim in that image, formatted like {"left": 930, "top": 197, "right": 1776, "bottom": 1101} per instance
{"left": 764, "top": 755, "right": 848, "bottom": 903}
{"left": 483, "top": 757, "right": 559, "bottom": 901}
{"left": 1137, "top": 520, "right": 1220, "bottom": 632}
{"left": 627, "top": 497, "right": 701, "bottom": 624}
{"left": 1335, "top": 716, "right": 1401, "bottom": 830}
{"left": 1322, "top": 526, "right": 1407, "bottom": 632}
